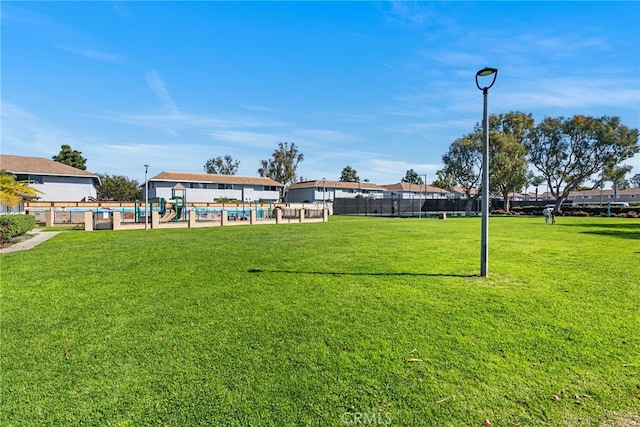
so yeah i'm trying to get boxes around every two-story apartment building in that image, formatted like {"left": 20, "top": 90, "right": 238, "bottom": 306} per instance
{"left": 562, "top": 188, "right": 640, "bottom": 205}
{"left": 145, "top": 171, "right": 283, "bottom": 203}
{"left": 286, "top": 180, "right": 451, "bottom": 203}
{"left": 382, "top": 183, "right": 450, "bottom": 199}
{"left": 0, "top": 154, "right": 100, "bottom": 212}
{"left": 286, "top": 180, "right": 386, "bottom": 203}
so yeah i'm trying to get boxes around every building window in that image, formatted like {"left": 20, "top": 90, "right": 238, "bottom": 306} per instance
{"left": 16, "top": 174, "right": 44, "bottom": 184}
{"left": 188, "top": 182, "right": 207, "bottom": 189}
{"left": 218, "top": 184, "right": 233, "bottom": 190}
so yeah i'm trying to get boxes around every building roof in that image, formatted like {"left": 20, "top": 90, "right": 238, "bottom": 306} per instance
{"left": 566, "top": 188, "right": 640, "bottom": 196}
{"left": 288, "top": 180, "right": 385, "bottom": 190}
{"left": 539, "top": 188, "right": 640, "bottom": 199}
{"left": 451, "top": 186, "right": 479, "bottom": 195}
{"left": 382, "top": 182, "right": 449, "bottom": 193}
{"left": 0, "top": 154, "right": 100, "bottom": 180}
{"left": 288, "top": 180, "right": 451, "bottom": 193}
{"left": 150, "top": 171, "right": 283, "bottom": 187}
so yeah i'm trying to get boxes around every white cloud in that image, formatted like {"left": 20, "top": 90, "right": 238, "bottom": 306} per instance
{"left": 1, "top": 5, "right": 81, "bottom": 38}
{"left": 358, "top": 158, "right": 437, "bottom": 184}
{"left": 205, "top": 130, "right": 284, "bottom": 149}
{"left": 292, "top": 129, "right": 358, "bottom": 144}
{"left": 53, "top": 44, "right": 123, "bottom": 62}
{"left": 381, "top": 1, "right": 438, "bottom": 27}
{"left": 100, "top": 109, "right": 291, "bottom": 137}
{"left": 0, "top": 103, "right": 80, "bottom": 157}
{"left": 503, "top": 77, "right": 640, "bottom": 112}
{"left": 146, "top": 70, "right": 178, "bottom": 114}
{"left": 241, "top": 105, "right": 278, "bottom": 114}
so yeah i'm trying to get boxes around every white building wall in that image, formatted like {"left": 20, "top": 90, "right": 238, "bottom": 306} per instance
{"left": 287, "top": 188, "right": 316, "bottom": 203}
{"left": 288, "top": 187, "right": 385, "bottom": 203}
{"left": 31, "top": 176, "right": 97, "bottom": 201}
{"left": 382, "top": 190, "right": 449, "bottom": 200}
{"left": 148, "top": 182, "right": 279, "bottom": 202}
{"left": 334, "top": 189, "right": 354, "bottom": 198}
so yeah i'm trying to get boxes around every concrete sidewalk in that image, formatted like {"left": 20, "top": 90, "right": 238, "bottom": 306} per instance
{"left": 0, "top": 230, "right": 60, "bottom": 254}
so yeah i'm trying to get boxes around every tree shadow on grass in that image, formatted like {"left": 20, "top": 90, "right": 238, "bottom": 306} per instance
{"left": 247, "top": 269, "right": 476, "bottom": 278}
{"left": 557, "top": 222, "right": 640, "bottom": 241}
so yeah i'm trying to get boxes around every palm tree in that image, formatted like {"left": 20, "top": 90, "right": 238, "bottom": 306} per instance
{"left": 530, "top": 175, "right": 545, "bottom": 201}
{"left": 0, "top": 170, "right": 42, "bottom": 208}
{"left": 602, "top": 164, "right": 632, "bottom": 202}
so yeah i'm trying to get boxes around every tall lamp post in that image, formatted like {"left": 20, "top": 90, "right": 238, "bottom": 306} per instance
{"left": 322, "top": 178, "right": 326, "bottom": 211}
{"left": 419, "top": 173, "right": 427, "bottom": 219}
{"left": 475, "top": 67, "right": 498, "bottom": 277}
{"left": 144, "top": 164, "right": 150, "bottom": 230}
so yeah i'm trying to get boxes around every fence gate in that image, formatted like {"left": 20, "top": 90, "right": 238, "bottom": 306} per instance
{"left": 93, "top": 211, "right": 113, "bottom": 230}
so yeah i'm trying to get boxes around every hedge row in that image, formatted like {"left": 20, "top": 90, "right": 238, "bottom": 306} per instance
{"left": 510, "top": 206, "right": 640, "bottom": 217}
{"left": 0, "top": 214, "right": 36, "bottom": 244}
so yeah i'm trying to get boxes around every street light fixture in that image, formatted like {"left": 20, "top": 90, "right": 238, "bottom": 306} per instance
{"left": 144, "top": 164, "right": 150, "bottom": 230}
{"left": 475, "top": 67, "right": 498, "bottom": 277}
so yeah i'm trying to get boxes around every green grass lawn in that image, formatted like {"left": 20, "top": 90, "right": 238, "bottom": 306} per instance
{"left": 1, "top": 216, "right": 638, "bottom": 426}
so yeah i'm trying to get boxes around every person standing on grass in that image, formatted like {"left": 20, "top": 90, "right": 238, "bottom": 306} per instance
{"left": 550, "top": 210, "right": 556, "bottom": 224}
{"left": 543, "top": 207, "right": 550, "bottom": 223}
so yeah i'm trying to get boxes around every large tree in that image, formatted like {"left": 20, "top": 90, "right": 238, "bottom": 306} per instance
{"left": 339, "top": 166, "right": 359, "bottom": 182}
{"left": 258, "top": 142, "right": 304, "bottom": 197}
{"left": 0, "top": 170, "right": 42, "bottom": 207}
{"left": 52, "top": 144, "right": 87, "bottom": 170}
{"left": 204, "top": 155, "right": 240, "bottom": 175}
{"left": 489, "top": 111, "right": 535, "bottom": 142}
{"left": 432, "top": 170, "right": 454, "bottom": 191}
{"left": 97, "top": 174, "right": 142, "bottom": 201}
{"left": 436, "top": 132, "right": 482, "bottom": 215}
{"left": 487, "top": 111, "right": 534, "bottom": 211}
{"left": 524, "top": 115, "right": 639, "bottom": 212}
{"left": 489, "top": 131, "right": 529, "bottom": 212}
{"left": 437, "top": 111, "right": 534, "bottom": 214}
{"left": 401, "top": 169, "right": 424, "bottom": 185}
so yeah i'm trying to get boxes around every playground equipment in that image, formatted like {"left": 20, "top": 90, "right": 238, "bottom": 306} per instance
{"left": 168, "top": 185, "right": 186, "bottom": 222}
{"left": 155, "top": 184, "right": 187, "bottom": 222}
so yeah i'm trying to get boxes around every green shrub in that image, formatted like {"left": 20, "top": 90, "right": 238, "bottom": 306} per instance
{"left": 572, "top": 210, "right": 590, "bottom": 217}
{"left": 0, "top": 214, "right": 36, "bottom": 244}
{"left": 512, "top": 206, "right": 544, "bottom": 215}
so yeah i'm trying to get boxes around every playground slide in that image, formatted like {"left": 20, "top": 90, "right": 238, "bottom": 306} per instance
{"left": 160, "top": 209, "right": 177, "bottom": 222}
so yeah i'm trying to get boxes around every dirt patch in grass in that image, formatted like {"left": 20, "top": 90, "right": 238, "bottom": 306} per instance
{"left": 602, "top": 412, "right": 640, "bottom": 427}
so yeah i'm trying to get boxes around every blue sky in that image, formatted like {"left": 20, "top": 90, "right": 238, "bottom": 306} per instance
{"left": 2, "top": 1, "right": 639, "bottom": 188}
